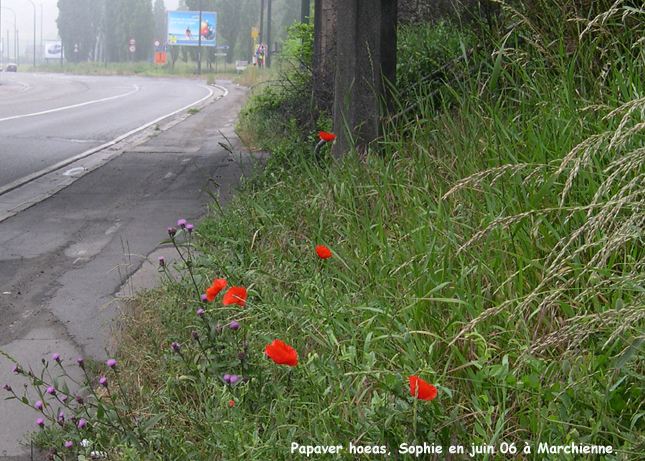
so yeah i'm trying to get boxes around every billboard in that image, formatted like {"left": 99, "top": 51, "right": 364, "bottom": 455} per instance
{"left": 44, "top": 40, "right": 62, "bottom": 59}
{"left": 167, "top": 11, "right": 216, "bottom": 46}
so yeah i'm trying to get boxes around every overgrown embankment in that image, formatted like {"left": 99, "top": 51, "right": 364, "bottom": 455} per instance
{"left": 7, "top": 1, "right": 645, "bottom": 459}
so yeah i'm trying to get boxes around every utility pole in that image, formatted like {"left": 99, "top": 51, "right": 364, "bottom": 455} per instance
{"left": 333, "top": 0, "right": 398, "bottom": 155}
{"left": 259, "top": 0, "right": 264, "bottom": 46}
{"left": 197, "top": 0, "right": 202, "bottom": 75}
{"left": 301, "top": 0, "right": 310, "bottom": 24}
{"left": 266, "top": 0, "right": 271, "bottom": 68}
{"left": 24, "top": 0, "right": 36, "bottom": 67}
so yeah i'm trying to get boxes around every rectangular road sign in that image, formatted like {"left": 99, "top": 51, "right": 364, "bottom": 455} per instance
{"left": 154, "top": 52, "right": 167, "bottom": 64}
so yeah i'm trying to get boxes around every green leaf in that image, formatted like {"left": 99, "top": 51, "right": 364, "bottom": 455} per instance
{"left": 141, "top": 413, "right": 166, "bottom": 432}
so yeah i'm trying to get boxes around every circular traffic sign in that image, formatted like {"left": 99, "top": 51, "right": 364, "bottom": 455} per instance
{"left": 130, "top": 38, "right": 136, "bottom": 45}
{"left": 154, "top": 40, "right": 160, "bottom": 47}
{"left": 129, "top": 45, "right": 136, "bottom": 53}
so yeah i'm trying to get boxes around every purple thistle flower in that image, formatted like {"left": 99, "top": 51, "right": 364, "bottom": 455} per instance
{"left": 171, "top": 342, "right": 181, "bottom": 353}
{"left": 167, "top": 227, "right": 177, "bottom": 237}
{"left": 46, "top": 387, "right": 56, "bottom": 396}
{"left": 61, "top": 395, "right": 68, "bottom": 403}
{"left": 158, "top": 256, "right": 165, "bottom": 267}
{"left": 77, "top": 357, "right": 85, "bottom": 369}
{"left": 52, "top": 353, "right": 60, "bottom": 362}
{"left": 12, "top": 365, "right": 21, "bottom": 374}
{"left": 35, "top": 401, "right": 43, "bottom": 411}
{"left": 58, "top": 412, "right": 65, "bottom": 422}
{"left": 186, "top": 224, "right": 194, "bottom": 233}
{"left": 191, "top": 331, "right": 199, "bottom": 341}
{"left": 229, "top": 375, "right": 239, "bottom": 384}
{"left": 238, "top": 351, "right": 246, "bottom": 360}
{"left": 2, "top": 384, "right": 11, "bottom": 391}
{"left": 223, "top": 374, "right": 231, "bottom": 383}
{"left": 107, "top": 359, "right": 117, "bottom": 369}
{"left": 215, "top": 322, "right": 223, "bottom": 330}
{"left": 177, "top": 219, "right": 187, "bottom": 228}
{"left": 77, "top": 419, "right": 87, "bottom": 429}
{"left": 99, "top": 377, "right": 108, "bottom": 387}
{"left": 200, "top": 294, "right": 208, "bottom": 302}
{"left": 64, "top": 441, "right": 73, "bottom": 448}
{"left": 69, "top": 414, "right": 76, "bottom": 421}
{"left": 229, "top": 322, "right": 240, "bottom": 330}
{"left": 36, "top": 418, "right": 44, "bottom": 428}
{"left": 197, "top": 308, "right": 204, "bottom": 317}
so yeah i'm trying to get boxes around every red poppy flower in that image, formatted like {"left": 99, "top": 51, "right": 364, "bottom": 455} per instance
{"left": 222, "top": 286, "right": 247, "bottom": 306}
{"left": 265, "top": 340, "right": 298, "bottom": 366}
{"left": 229, "top": 400, "right": 235, "bottom": 408}
{"left": 319, "top": 131, "right": 336, "bottom": 142}
{"left": 316, "top": 245, "right": 332, "bottom": 259}
{"left": 408, "top": 375, "right": 437, "bottom": 401}
{"left": 205, "top": 278, "right": 227, "bottom": 302}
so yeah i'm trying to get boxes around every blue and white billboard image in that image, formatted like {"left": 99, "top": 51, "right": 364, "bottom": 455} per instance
{"left": 167, "top": 11, "right": 216, "bottom": 46}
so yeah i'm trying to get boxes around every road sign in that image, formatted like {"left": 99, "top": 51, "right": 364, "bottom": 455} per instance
{"left": 258, "top": 43, "right": 266, "bottom": 52}
{"left": 154, "top": 52, "right": 167, "bottom": 64}
{"left": 215, "top": 45, "right": 229, "bottom": 50}
{"left": 129, "top": 45, "right": 136, "bottom": 53}
{"left": 154, "top": 40, "right": 161, "bottom": 47}
{"left": 163, "top": 45, "right": 168, "bottom": 52}
{"left": 251, "top": 26, "right": 259, "bottom": 39}
{"left": 130, "top": 38, "right": 136, "bottom": 45}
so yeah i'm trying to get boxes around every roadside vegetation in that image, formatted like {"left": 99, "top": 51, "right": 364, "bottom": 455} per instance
{"left": 30, "top": 60, "right": 243, "bottom": 79}
{"left": 3, "top": 1, "right": 645, "bottom": 459}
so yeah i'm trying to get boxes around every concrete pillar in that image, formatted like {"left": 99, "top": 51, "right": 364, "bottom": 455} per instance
{"left": 333, "top": 0, "right": 397, "bottom": 155}
{"left": 313, "top": 0, "right": 337, "bottom": 110}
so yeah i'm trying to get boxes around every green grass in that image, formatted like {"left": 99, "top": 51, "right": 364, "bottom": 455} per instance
{"left": 5, "top": 1, "right": 645, "bottom": 459}
{"left": 32, "top": 60, "right": 242, "bottom": 79}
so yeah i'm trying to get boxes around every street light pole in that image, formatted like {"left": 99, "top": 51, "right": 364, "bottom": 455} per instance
{"left": 23, "top": 0, "right": 36, "bottom": 68}
{"left": 197, "top": 0, "right": 202, "bottom": 75}
{"left": 1, "top": 7, "right": 17, "bottom": 62}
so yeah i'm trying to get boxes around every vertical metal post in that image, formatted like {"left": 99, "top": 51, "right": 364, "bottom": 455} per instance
{"left": 259, "top": 0, "right": 264, "bottom": 46}
{"left": 197, "top": 0, "right": 202, "bottom": 75}
{"left": 266, "top": 0, "right": 271, "bottom": 68}
{"left": 23, "top": 0, "right": 36, "bottom": 67}
{"left": 301, "top": 0, "right": 310, "bottom": 24}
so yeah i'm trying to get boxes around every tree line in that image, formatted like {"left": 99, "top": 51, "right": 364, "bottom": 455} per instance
{"left": 56, "top": 0, "right": 300, "bottom": 64}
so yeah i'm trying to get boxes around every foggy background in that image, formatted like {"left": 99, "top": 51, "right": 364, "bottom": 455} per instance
{"left": 0, "top": 0, "right": 180, "bottom": 60}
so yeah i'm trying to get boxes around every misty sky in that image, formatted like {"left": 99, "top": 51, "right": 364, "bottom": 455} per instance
{"left": 1, "top": 0, "right": 180, "bottom": 54}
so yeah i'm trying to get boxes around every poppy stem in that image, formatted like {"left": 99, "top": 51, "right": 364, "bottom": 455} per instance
{"left": 413, "top": 393, "right": 418, "bottom": 437}
{"left": 313, "top": 139, "right": 327, "bottom": 162}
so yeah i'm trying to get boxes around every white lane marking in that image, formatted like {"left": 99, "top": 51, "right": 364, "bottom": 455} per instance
{"left": 0, "top": 85, "right": 140, "bottom": 122}
{"left": 0, "top": 84, "right": 217, "bottom": 197}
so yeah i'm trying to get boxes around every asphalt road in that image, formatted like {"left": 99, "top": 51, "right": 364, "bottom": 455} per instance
{"left": 0, "top": 72, "right": 212, "bottom": 188}
{"left": 0, "top": 75, "right": 262, "bottom": 459}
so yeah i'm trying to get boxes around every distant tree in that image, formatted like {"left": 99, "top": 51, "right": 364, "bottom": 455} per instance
{"left": 185, "top": 0, "right": 255, "bottom": 63}
{"left": 104, "top": 0, "right": 155, "bottom": 62}
{"left": 153, "top": 0, "right": 168, "bottom": 44}
{"left": 57, "top": 0, "right": 103, "bottom": 61}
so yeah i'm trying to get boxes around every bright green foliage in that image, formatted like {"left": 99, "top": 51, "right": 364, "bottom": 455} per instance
{"left": 396, "top": 19, "right": 471, "bottom": 90}
{"left": 281, "top": 21, "right": 314, "bottom": 67}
